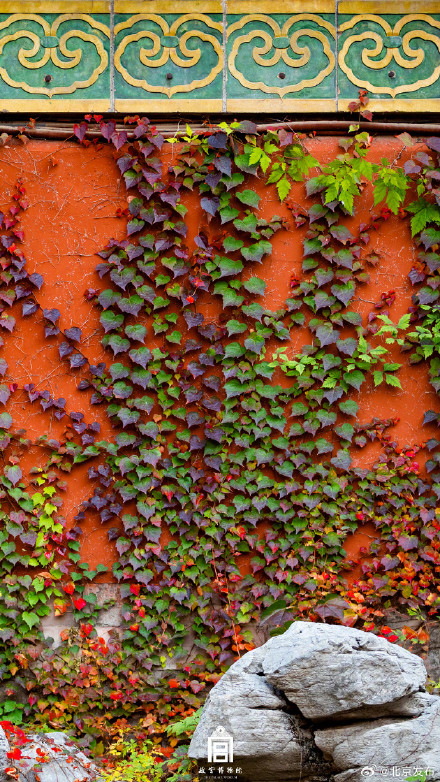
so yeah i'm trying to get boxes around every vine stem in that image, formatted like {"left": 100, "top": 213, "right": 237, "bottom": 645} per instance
{"left": 0, "top": 119, "right": 440, "bottom": 141}
{"left": 209, "top": 547, "right": 242, "bottom": 659}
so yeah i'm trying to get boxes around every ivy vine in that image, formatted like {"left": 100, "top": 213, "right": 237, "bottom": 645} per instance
{"left": 0, "top": 117, "right": 439, "bottom": 767}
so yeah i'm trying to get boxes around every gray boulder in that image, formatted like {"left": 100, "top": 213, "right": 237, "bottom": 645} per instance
{"left": 190, "top": 649, "right": 331, "bottom": 781}
{"left": 0, "top": 730, "right": 102, "bottom": 782}
{"left": 189, "top": 620, "right": 439, "bottom": 782}
{"left": 261, "top": 621, "right": 426, "bottom": 720}
{"left": 316, "top": 693, "right": 440, "bottom": 782}
{"left": 0, "top": 726, "right": 10, "bottom": 782}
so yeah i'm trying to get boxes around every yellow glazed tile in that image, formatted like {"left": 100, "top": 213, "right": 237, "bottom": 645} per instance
{"left": 0, "top": 1, "right": 110, "bottom": 11}
{"left": 115, "top": 1, "right": 222, "bottom": 12}
{"left": 226, "top": 98, "right": 337, "bottom": 111}
{"left": 339, "top": 98, "right": 440, "bottom": 111}
{"left": 339, "top": 1, "right": 440, "bottom": 12}
{"left": 0, "top": 99, "right": 111, "bottom": 112}
{"left": 228, "top": 1, "right": 334, "bottom": 11}
{"left": 114, "top": 98, "right": 223, "bottom": 112}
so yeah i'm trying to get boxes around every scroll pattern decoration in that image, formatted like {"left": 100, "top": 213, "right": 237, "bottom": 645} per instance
{"left": 339, "top": 14, "right": 440, "bottom": 97}
{"left": 114, "top": 14, "right": 223, "bottom": 98}
{"left": 227, "top": 14, "right": 336, "bottom": 98}
{"left": 0, "top": 13, "right": 109, "bottom": 97}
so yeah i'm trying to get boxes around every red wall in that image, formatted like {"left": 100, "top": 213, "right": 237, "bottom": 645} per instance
{"left": 0, "top": 135, "right": 436, "bottom": 580}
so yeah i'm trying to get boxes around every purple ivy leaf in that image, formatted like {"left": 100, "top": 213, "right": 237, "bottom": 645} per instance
{"left": 43, "top": 308, "right": 61, "bottom": 324}
{"left": 111, "top": 131, "right": 128, "bottom": 150}
{"left": 201, "top": 395, "right": 221, "bottom": 412}
{"left": 207, "top": 132, "right": 228, "bottom": 149}
{"left": 187, "top": 361, "right": 205, "bottom": 379}
{"left": 117, "top": 155, "right": 136, "bottom": 174}
{"left": 183, "top": 339, "right": 202, "bottom": 353}
{"left": 100, "top": 120, "right": 116, "bottom": 141}
{"left": 45, "top": 324, "right": 59, "bottom": 337}
{"left": 201, "top": 197, "right": 220, "bottom": 216}
{"left": 404, "top": 160, "right": 421, "bottom": 175}
{"left": 205, "top": 426, "right": 224, "bottom": 443}
{"left": 73, "top": 122, "right": 88, "bottom": 142}
{"left": 184, "top": 312, "right": 204, "bottom": 331}
{"left": 0, "top": 385, "right": 10, "bottom": 404}
{"left": 65, "top": 327, "right": 81, "bottom": 342}
{"left": 69, "top": 353, "right": 87, "bottom": 369}
{"left": 426, "top": 137, "right": 440, "bottom": 153}
{"left": 29, "top": 272, "right": 44, "bottom": 289}
{"left": 160, "top": 191, "right": 180, "bottom": 209}
{"left": 0, "top": 316, "right": 15, "bottom": 332}
{"left": 236, "top": 120, "right": 258, "bottom": 135}
{"left": 186, "top": 411, "right": 205, "bottom": 428}
{"left": 5, "top": 465, "right": 22, "bottom": 485}
{"left": 20, "top": 532, "right": 37, "bottom": 547}
{"left": 190, "top": 435, "right": 205, "bottom": 451}
{"left": 194, "top": 233, "right": 209, "bottom": 250}
{"left": 397, "top": 535, "right": 418, "bottom": 551}
{"left": 59, "top": 342, "right": 74, "bottom": 358}
{"left": 155, "top": 236, "right": 173, "bottom": 252}
{"left": 205, "top": 172, "right": 222, "bottom": 189}
{"left": 214, "top": 156, "right": 232, "bottom": 177}
{"left": 203, "top": 375, "right": 221, "bottom": 392}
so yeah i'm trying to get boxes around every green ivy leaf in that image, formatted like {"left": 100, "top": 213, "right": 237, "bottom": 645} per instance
{"left": 218, "top": 257, "right": 244, "bottom": 278}
{"left": 385, "top": 374, "right": 402, "bottom": 388}
{"left": 226, "top": 319, "right": 247, "bottom": 336}
{"left": 315, "top": 438, "right": 333, "bottom": 454}
{"left": 343, "top": 370, "right": 365, "bottom": 391}
{"left": 0, "top": 412, "right": 12, "bottom": 430}
{"left": 373, "top": 370, "right": 383, "bottom": 386}
{"left": 236, "top": 189, "right": 260, "bottom": 208}
{"left": 214, "top": 282, "right": 244, "bottom": 308}
{"left": 334, "top": 423, "right": 354, "bottom": 442}
{"left": 220, "top": 205, "right": 239, "bottom": 224}
{"left": 243, "top": 277, "right": 266, "bottom": 296}
{"left": 224, "top": 342, "right": 245, "bottom": 358}
{"left": 276, "top": 178, "right": 291, "bottom": 201}
{"left": 22, "top": 611, "right": 40, "bottom": 630}
{"left": 100, "top": 310, "right": 124, "bottom": 333}
{"left": 339, "top": 399, "right": 358, "bottom": 416}
{"left": 241, "top": 241, "right": 272, "bottom": 263}
{"left": 330, "top": 449, "right": 352, "bottom": 471}
{"left": 234, "top": 214, "right": 258, "bottom": 233}
{"left": 166, "top": 331, "right": 182, "bottom": 344}
{"left": 223, "top": 236, "right": 244, "bottom": 252}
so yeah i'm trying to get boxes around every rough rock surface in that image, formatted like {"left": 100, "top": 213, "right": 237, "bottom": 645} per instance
{"left": 0, "top": 730, "right": 102, "bottom": 782}
{"left": 190, "top": 649, "right": 331, "bottom": 781}
{"left": 189, "top": 621, "right": 440, "bottom": 782}
{"left": 0, "top": 727, "right": 10, "bottom": 782}
{"left": 261, "top": 621, "right": 426, "bottom": 720}
{"left": 316, "top": 694, "right": 440, "bottom": 782}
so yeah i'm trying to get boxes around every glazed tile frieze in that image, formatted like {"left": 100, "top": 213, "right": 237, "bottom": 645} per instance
{"left": 0, "top": 1, "right": 439, "bottom": 112}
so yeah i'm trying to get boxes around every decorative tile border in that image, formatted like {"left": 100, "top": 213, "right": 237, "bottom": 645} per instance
{"left": 0, "top": 2, "right": 111, "bottom": 111}
{"left": 338, "top": 1, "right": 440, "bottom": 112}
{"left": 0, "top": 1, "right": 439, "bottom": 113}
{"left": 113, "top": 2, "right": 223, "bottom": 112}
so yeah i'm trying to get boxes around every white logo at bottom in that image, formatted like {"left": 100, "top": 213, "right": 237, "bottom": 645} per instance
{"left": 208, "top": 726, "right": 234, "bottom": 763}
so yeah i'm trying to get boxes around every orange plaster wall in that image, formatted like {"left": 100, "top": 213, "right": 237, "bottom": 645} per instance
{"left": 0, "top": 135, "right": 436, "bottom": 580}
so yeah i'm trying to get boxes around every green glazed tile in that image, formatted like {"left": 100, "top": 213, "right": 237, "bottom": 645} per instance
{"left": 338, "top": 13, "right": 440, "bottom": 104}
{"left": 226, "top": 12, "right": 337, "bottom": 107}
{"left": 0, "top": 12, "right": 111, "bottom": 109}
{"left": 114, "top": 13, "right": 223, "bottom": 108}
